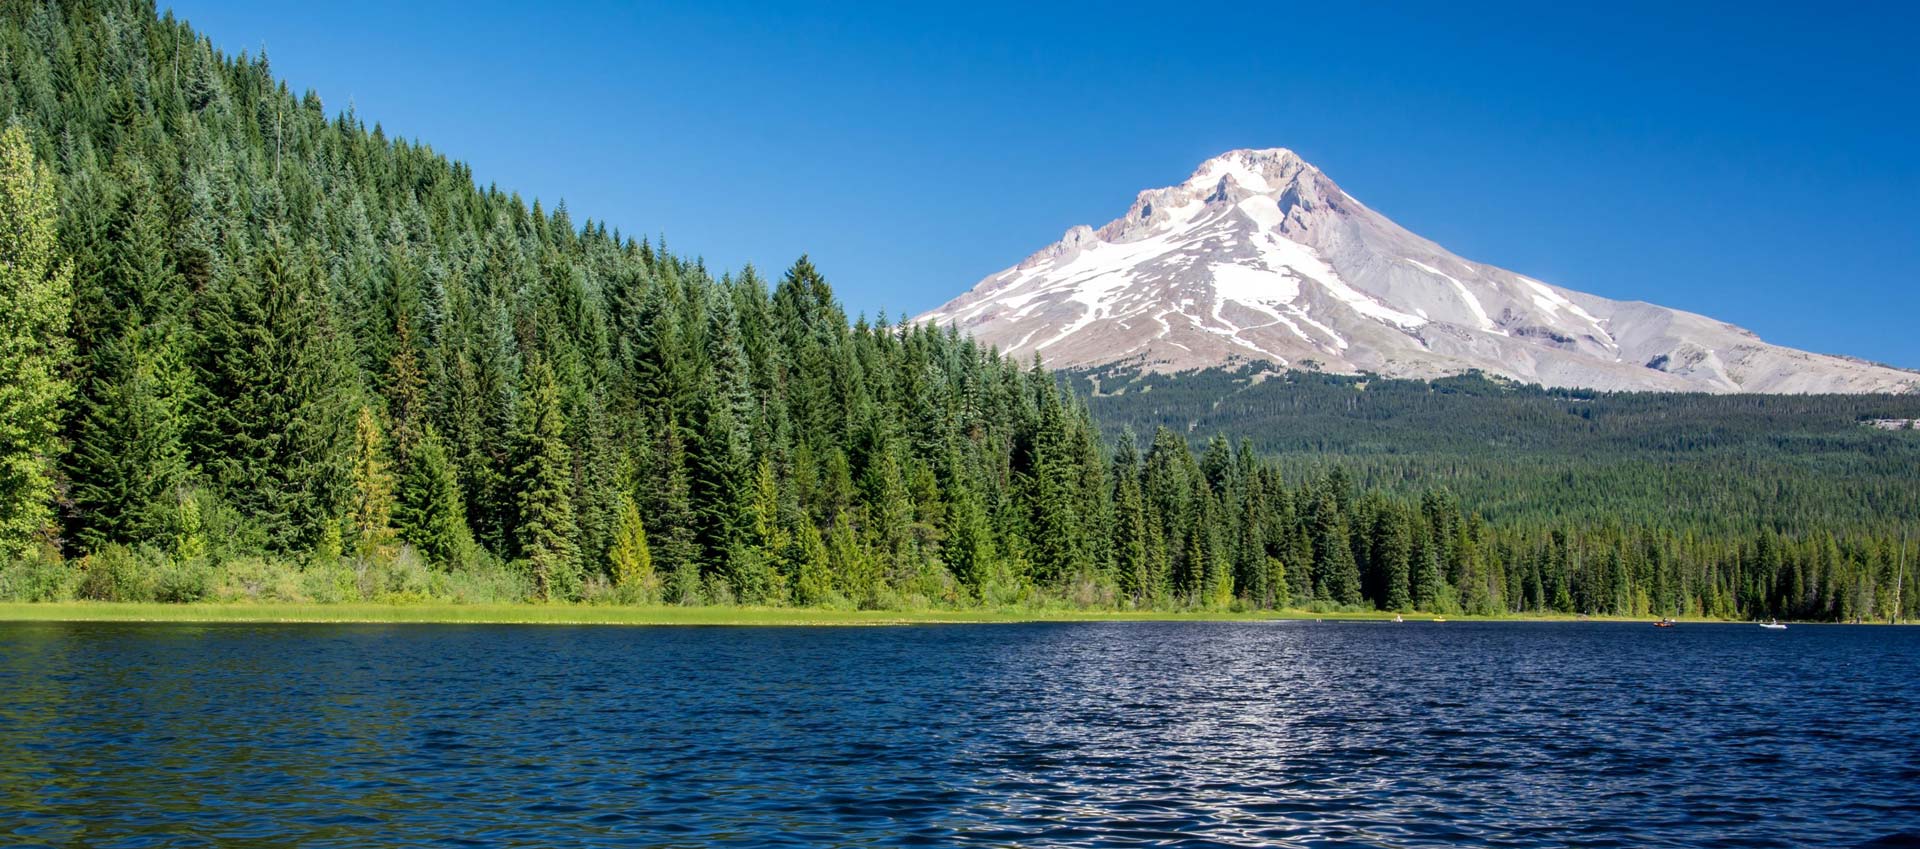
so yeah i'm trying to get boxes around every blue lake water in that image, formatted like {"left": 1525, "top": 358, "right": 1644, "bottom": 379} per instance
{"left": 0, "top": 620, "right": 1916, "bottom": 847}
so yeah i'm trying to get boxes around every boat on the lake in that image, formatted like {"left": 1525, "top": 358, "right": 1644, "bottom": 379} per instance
{"left": 1655, "top": 618, "right": 1676, "bottom": 628}
{"left": 1760, "top": 619, "right": 1787, "bottom": 630}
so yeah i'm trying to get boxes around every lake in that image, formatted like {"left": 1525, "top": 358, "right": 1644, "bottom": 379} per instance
{"left": 0, "top": 620, "right": 1915, "bottom": 847}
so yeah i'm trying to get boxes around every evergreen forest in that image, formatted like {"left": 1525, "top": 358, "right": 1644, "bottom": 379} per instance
{"left": 1, "top": 0, "right": 1914, "bottom": 621}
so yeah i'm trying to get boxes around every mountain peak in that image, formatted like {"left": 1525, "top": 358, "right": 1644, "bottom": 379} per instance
{"left": 1181, "top": 148, "right": 1311, "bottom": 194}
{"left": 918, "top": 151, "right": 1917, "bottom": 394}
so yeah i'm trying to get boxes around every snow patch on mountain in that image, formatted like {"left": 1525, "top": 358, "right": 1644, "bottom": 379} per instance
{"left": 918, "top": 148, "right": 1919, "bottom": 394}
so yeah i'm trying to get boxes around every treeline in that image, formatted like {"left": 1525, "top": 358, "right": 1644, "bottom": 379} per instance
{"left": 0, "top": 0, "right": 1912, "bottom": 620}
{"left": 1072, "top": 366, "right": 1920, "bottom": 535}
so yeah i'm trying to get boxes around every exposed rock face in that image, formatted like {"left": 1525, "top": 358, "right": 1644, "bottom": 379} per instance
{"left": 918, "top": 149, "right": 1917, "bottom": 394}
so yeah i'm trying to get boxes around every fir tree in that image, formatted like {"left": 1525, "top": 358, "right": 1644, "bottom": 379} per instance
{"left": 943, "top": 458, "right": 996, "bottom": 590}
{"left": 645, "top": 420, "right": 701, "bottom": 604}
{"left": 787, "top": 518, "right": 834, "bottom": 606}
{"left": 383, "top": 307, "right": 428, "bottom": 467}
{"left": 66, "top": 328, "right": 193, "bottom": 550}
{"left": 1311, "top": 487, "right": 1362, "bottom": 605}
{"left": 1025, "top": 378, "right": 1088, "bottom": 584}
{"left": 1379, "top": 509, "right": 1414, "bottom": 611}
{"left": 395, "top": 424, "right": 471, "bottom": 568}
{"left": 512, "top": 355, "right": 580, "bottom": 600}
{"left": 688, "top": 286, "right": 753, "bottom": 582}
{"left": 195, "top": 231, "right": 355, "bottom": 552}
{"left": 63, "top": 159, "right": 195, "bottom": 552}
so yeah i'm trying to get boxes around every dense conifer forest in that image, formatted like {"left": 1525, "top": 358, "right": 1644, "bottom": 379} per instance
{"left": 1070, "top": 366, "right": 1920, "bottom": 534}
{"left": 1, "top": 0, "right": 1914, "bottom": 620}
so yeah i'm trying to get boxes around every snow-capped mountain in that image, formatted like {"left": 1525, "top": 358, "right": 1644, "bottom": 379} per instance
{"left": 918, "top": 149, "right": 1918, "bottom": 394}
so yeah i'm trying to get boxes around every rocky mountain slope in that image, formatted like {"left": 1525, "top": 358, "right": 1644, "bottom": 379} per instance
{"left": 918, "top": 149, "right": 1917, "bottom": 394}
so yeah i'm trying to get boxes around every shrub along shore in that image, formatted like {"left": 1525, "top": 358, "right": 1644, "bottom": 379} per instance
{"left": 0, "top": 602, "right": 1267, "bottom": 626}
{"left": 0, "top": 601, "right": 1743, "bottom": 626}
{"left": 1, "top": 545, "right": 1882, "bottom": 625}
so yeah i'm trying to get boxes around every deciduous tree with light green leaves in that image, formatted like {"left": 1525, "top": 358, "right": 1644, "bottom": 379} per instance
{"left": 0, "top": 125, "right": 72, "bottom": 560}
{"left": 347, "top": 405, "right": 398, "bottom": 557}
{"left": 608, "top": 493, "right": 654, "bottom": 598}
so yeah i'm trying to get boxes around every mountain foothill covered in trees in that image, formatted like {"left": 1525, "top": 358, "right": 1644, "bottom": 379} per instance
{"left": 0, "top": 0, "right": 1913, "bottom": 622}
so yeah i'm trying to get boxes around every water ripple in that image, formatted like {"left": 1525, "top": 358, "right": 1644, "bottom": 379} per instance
{"left": 0, "top": 621, "right": 1916, "bottom": 847}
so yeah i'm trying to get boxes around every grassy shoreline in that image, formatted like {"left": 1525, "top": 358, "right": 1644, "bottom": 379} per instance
{"left": 0, "top": 601, "right": 1778, "bottom": 627}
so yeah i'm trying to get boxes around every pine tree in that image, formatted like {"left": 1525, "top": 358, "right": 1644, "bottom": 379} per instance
{"left": 862, "top": 440, "right": 914, "bottom": 584}
{"left": 1028, "top": 384, "right": 1086, "bottom": 584}
{"left": 1379, "top": 510, "right": 1414, "bottom": 611}
{"left": 194, "top": 230, "right": 355, "bottom": 552}
{"left": 1230, "top": 441, "right": 1268, "bottom": 606}
{"left": 174, "top": 490, "right": 208, "bottom": 564}
{"left": 1268, "top": 555, "right": 1292, "bottom": 609}
{"left": 1311, "top": 487, "right": 1362, "bottom": 606}
{"left": 646, "top": 420, "right": 701, "bottom": 604}
{"left": 943, "top": 458, "right": 996, "bottom": 591}
{"left": 64, "top": 164, "right": 195, "bottom": 552}
{"left": 1110, "top": 433, "right": 1150, "bottom": 604}
{"left": 830, "top": 510, "right": 878, "bottom": 607}
{"left": 689, "top": 286, "right": 753, "bottom": 583}
{"left": 66, "top": 329, "right": 193, "bottom": 550}
{"left": 395, "top": 424, "right": 471, "bottom": 568}
{"left": 1413, "top": 529, "right": 1442, "bottom": 611}
{"left": 383, "top": 308, "right": 428, "bottom": 467}
{"left": 0, "top": 126, "right": 72, "bottom": 559}
{"left": 512, "top": 355, "right": 579, "bottom": 600}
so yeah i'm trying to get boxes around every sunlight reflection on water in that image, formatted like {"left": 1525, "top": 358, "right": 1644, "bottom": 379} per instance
{"left": 0, "top": 620, "right": 1915, "bottom": 847}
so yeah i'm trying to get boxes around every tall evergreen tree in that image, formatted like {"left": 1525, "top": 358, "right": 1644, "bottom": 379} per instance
{"left": 1379, "top": 509, "right": 1414, "bottom": 611}
{"left": 688, "top": 287, "right": 753, "bottom": 582}
{"left": 194, "top": 231, "right": 354, "bottom": 552}
{"left": 943, "top": 472, "right": 995, "bottom": 591}
{"left": 512, "top": 355, "right": 579, "bottom": 599}
{"left": 1311, "top": 486, "right": 1362, "bottom": 605}
{"left": 66, "top": 330, "right": 193, "bottom": 551}
{"left": 63, "top": 162, "right": 195, "bottom": 552}
{"left": 395, "top": 423, "right": 471, "bottom": 567}
{"left": 645, "top": 419, "right": 701, "bottom": 603}
{"left": 1110, "top": 432, "right": 1150, "bottom": 604}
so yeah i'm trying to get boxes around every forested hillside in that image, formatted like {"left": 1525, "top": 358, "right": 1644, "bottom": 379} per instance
{"left": 0, "top": 0, "right": 1913, "bottom": 621}
{"left": 1070, "top": 366, "right": 1920, "bottom": 534}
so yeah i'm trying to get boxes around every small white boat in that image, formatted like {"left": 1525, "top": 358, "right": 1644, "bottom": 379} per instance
{"left": 1393, "top": 614, "right": 1403, "bottom": 623}
{"left": 1759, "top": 619, "right": 1787, "bottom": 630}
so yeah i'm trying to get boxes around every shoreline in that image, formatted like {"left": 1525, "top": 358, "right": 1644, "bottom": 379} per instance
{"left": 0, "top": 602, "right": 1864, "bottom": 627}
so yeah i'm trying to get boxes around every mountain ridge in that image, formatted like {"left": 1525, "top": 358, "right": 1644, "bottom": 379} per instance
{"left": 918, "top": 149, "right": 1918, "bottom": 394}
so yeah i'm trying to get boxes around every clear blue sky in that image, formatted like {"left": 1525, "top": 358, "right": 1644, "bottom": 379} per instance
{"left": 168, "top": 1, "right": 1920, "bottom": 368}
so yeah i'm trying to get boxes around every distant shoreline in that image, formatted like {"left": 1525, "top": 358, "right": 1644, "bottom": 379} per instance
{"left": 1, "top": 603, "right": 1894, "bottom": 627}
